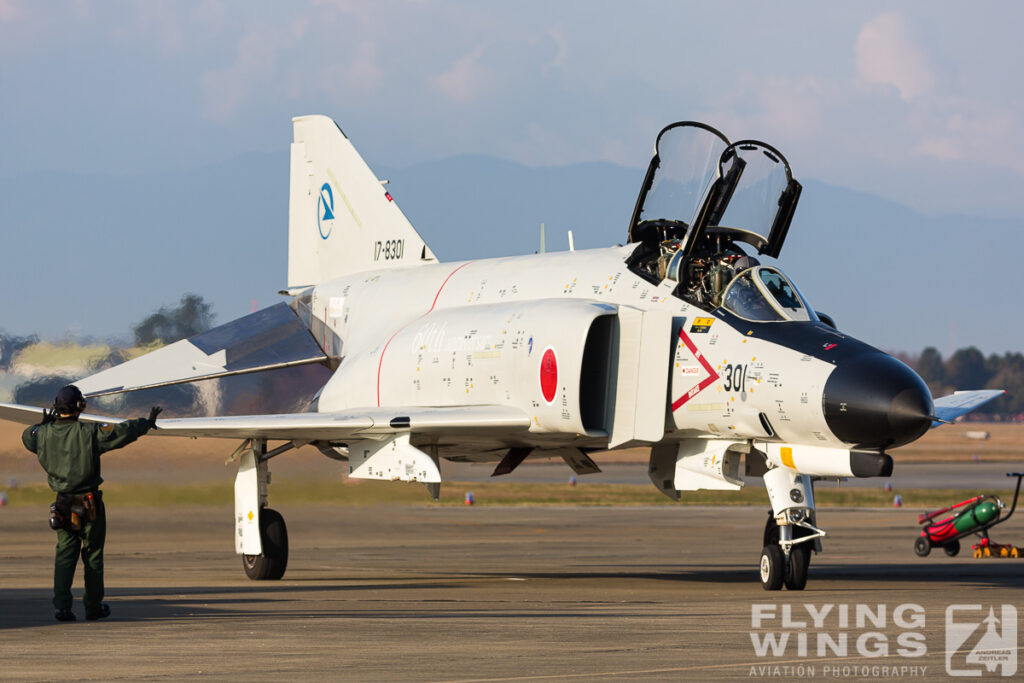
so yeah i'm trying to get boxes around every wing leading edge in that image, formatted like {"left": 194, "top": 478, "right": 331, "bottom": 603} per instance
{"left": 0, "top": 402, "right": 531, "bottom": 442}
{"left": 932, "top": 389, "right": 1006, "bottom": 427}
{"left": 0, "top": 403, "right": 123, "bottom": 426}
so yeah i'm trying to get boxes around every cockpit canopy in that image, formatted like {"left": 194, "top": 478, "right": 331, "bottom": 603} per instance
{"left": 720, "top": 266, "right": 818, "bottom": 323}
{"left": 630, "top": 122, "right": 729, "bottom": 243}
{"left": 628, "top": 122, "right": 802, "bottom": 260}
{"left": 626, "top": 121, "right": 807, "bottom": 316}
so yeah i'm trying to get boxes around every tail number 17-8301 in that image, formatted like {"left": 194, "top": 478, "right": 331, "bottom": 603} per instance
{"left": 375, "top": 239, "right": 405, "bottom": 261}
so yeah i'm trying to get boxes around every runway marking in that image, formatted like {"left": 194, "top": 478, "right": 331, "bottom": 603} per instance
{"left": 428, "top": 652, "right": 938, "bottom": 682}
{"left": 826, "top": 514, "right": 910, "bottom": 526}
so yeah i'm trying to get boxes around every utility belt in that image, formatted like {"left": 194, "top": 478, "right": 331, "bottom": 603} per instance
{"left": 49, "top": 490, "right": 102, "bottom": 532}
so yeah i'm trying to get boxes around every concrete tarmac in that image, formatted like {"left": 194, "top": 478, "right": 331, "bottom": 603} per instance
{"left": 2, "top": 503, "right": 1023, "bottom": 681}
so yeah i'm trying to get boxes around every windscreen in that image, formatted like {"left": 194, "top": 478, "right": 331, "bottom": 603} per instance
{"left": 636, "top": 124, "right": 730, "bottom": 232}
{"left": 722, "top": 270, "right": 784, "bottom": 321}
{"left": 721, "top": 267, "right": 817, "bottom": 322}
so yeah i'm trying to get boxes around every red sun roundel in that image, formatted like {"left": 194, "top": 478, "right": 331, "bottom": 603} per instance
{"left": 540, "top": 348, "right": 558, "bottom": 403}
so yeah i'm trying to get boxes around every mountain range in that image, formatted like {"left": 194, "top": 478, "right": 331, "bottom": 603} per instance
{"left": 2, "top": 152, "right": 1019, "bottom": 355}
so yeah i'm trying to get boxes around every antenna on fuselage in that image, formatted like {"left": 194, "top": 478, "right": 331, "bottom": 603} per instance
{"left": 567, "top": 230, "right": 575, "bottom": 252}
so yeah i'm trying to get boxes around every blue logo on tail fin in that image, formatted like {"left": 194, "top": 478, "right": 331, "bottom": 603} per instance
{"left": 317, "top": 182, "right": 335, "bottom": 239}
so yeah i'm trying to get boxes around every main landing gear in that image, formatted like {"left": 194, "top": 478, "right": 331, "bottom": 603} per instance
{"left": 243, "top": 508, "right": 288, "bottom": 580}
{"left": 759, "top": 467, "right": 826, "bottom": 591}
{"left": 233, "top": 439, "right": 294, "bottom": 580}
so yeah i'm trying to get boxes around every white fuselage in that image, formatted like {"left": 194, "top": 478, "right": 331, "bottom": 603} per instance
{"left": 307, "top": 245, "right": 842, "bottom": 454}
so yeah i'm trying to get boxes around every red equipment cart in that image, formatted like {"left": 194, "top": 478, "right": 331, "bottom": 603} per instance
{"left": 914, "top": 472, "right": 1024, "bottom": 557}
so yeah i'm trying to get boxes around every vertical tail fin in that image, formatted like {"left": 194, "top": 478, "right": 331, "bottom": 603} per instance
{"left": 288, "top": 115, "right": 437, "bottom": 287}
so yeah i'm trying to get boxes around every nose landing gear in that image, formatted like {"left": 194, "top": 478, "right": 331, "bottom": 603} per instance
{"left": 760, "top": 467, "right": 826, "bottom": 590}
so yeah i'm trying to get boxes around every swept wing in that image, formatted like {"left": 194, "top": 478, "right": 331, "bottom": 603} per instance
{"left": 74, "top": 302, "right": 327, "bottom": 397}
{"left": 932, "top": 390, "right": 1006, "bottom": 426}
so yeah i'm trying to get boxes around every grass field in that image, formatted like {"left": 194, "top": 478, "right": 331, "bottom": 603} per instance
{"left": 3, "top": 421, "right": 1024, "bottom": 465}
{"left": 2, "top": 420, "right": 1022, "bottom": 511}
{"left": 2, "top": 477, "right": 1018, "bottom": 511}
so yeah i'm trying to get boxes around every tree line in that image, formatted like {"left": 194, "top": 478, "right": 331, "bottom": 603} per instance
{"left": 4, "top": 294, "right": 214, "bottom": 410}
{"left": 897, "top": 347, "right": 1024, "bottom": 418}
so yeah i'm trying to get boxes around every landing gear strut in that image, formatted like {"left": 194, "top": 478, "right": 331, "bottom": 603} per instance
{"left": 760, "top": 467, "right": 826, "bottom": 591}
{"left": 234, "top": 439, "right": 294, "bottom": 580}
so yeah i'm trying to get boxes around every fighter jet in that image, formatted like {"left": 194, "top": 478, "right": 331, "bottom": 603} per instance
{"left": 0, "top": 116, "right": 1002, "bottom": 589}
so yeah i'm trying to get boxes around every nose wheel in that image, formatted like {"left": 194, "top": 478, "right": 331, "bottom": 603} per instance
{"left": 785, "top": 544, "right": 811, "bottom": 590}
{"left": 760, "top": 525, "right": 814, "bottom": 591}
{"left": 760, "top": 467, "right": 826, "bottom": 590}
{"left": 759, "top": 544, "right": 785, "bottom": 590}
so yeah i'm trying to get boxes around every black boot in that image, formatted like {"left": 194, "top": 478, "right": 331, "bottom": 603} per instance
{"left": 85, "top": 603, "right": 110, "bottom": 621}
{"left": 54, "top": 608, "right": 77, "bottom": 622}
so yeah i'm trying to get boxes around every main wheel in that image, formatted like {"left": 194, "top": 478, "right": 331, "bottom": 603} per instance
{"left": 944, "top": 540, "right": 961, "bottom": 557}
{"left": 760, "top": 544, "right": 784, "bottom": 591}
{"left": 913, "top": 536, "right": 931, "bottom": 557}
{"left": 785, "top": 544, "right": 811, "bottom": 591}
{"left": 243, "top": 508, "right": 288, "bottom": 580}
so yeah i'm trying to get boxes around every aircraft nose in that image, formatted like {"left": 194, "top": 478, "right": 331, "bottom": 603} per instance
{"left": 822, "top": 353, "right": 933, "bottom": 449}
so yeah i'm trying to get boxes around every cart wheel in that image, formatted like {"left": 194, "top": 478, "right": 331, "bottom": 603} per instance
{"left": 974, "top": 548, "right": 983, "bottom": 558}
{"left": 984, "top": 547, "right": 992, "bottom": 557}
{"left": 1012, "top": 547, "right": 1019, "bottom": 558}
{"left": 944, "top": 540, "right": 960, "bottom": 557}
{"left": 914, "top": 536, "right": 931, "bottom": 557}
{"left": 1000, "top": 547, "right": 1009, "bottom": 558}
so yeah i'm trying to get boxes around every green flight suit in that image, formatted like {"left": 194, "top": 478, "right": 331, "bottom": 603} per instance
{"left": 23, "top": 416, "right": 152, "bottom": 616}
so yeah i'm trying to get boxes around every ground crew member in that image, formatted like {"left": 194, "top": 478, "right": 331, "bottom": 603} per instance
{"left": 22, "top": 385, "right": 161, "bottom": 622}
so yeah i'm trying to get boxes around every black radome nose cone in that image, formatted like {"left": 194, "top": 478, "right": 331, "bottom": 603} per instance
{"left": 823, "top": 353, "right": 933, "bottom": 449}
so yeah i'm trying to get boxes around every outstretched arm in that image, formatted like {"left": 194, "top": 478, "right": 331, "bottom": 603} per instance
{"left": 96, "top": 406, "right": 161, "bottom": 453}
{"left": 20, "top": 409, "right": 55, "bottom": 454}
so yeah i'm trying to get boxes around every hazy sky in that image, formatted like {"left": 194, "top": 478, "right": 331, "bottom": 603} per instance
{"left": 2, "top": 1, "right": 1023, "bottom": 216}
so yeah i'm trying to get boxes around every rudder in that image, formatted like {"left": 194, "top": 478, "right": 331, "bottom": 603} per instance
{"left": 288, "top": 115, "right": 437, "bottom": 287}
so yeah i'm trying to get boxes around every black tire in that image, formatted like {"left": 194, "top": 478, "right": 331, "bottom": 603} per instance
{"left": 785, "top": 544, "right": 811, "bottom": 591}
{"left": 763, "top": 513, "right": 779, "bottom": 547}
{"left": 760, "top": 544, "right": 784, "bottom": 591}
{"left": 243, "top": 508, "right": 288, "bottom": 580}
{"left": 914, "top": 536, "right": 931, "bottom": 557}
{"left": 944, "top": 540, "right": 961, "bottom": 557}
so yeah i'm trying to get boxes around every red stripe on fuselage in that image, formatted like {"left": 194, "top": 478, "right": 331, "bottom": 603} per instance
{"left": 671, "top": 327, "right": 720, "bottom": 412}
{"left": 376, "top": 262, "right": 473, "bottom": 406}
